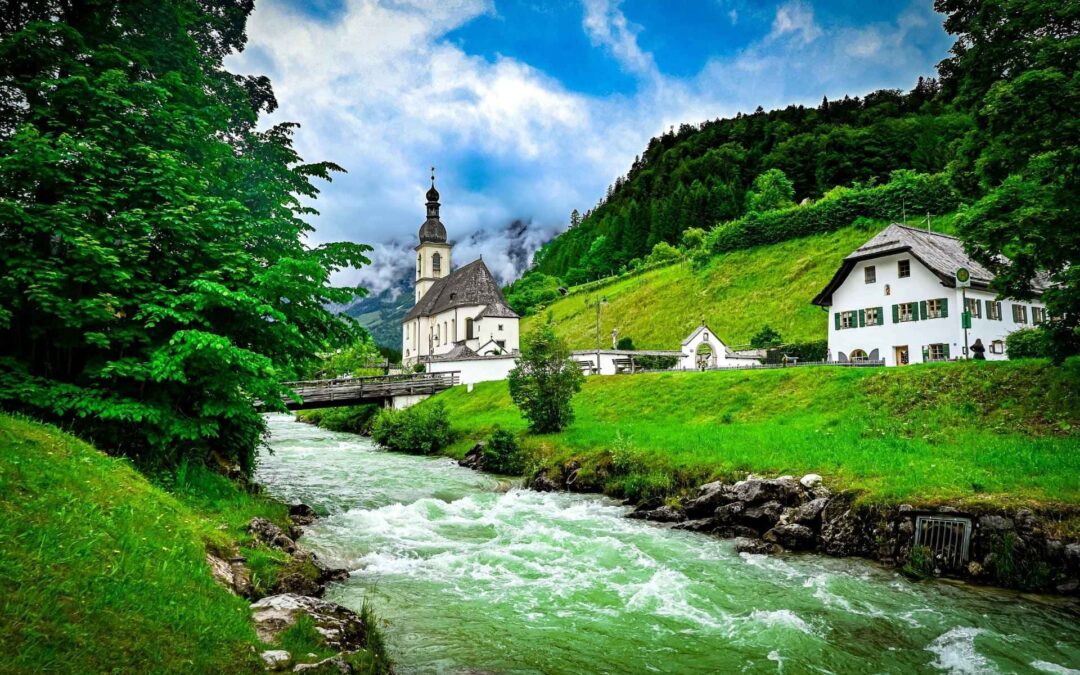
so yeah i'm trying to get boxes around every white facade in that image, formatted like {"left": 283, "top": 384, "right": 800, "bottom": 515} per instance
{"left": 679, "top": 325, "right": 761, "bottom": 370}
{"left": 826, "top": 252, "right": 1045, "bottom": 366}
{"left": 402, "top": 307, "right": 520, "bottom": 365}
{"left": 427, "top": 355, "right": 518, "bottom": 385}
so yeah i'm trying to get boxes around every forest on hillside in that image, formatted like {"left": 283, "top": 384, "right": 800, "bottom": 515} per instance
{"left": 508, "top": 1, "right": 1078, "bottom": 360}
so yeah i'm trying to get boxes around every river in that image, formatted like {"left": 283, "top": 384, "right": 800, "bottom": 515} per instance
{"left": 256, "top": 415, "right": 1079, "bottom": 674}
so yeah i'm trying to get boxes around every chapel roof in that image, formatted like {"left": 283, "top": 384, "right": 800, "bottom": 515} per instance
{"left": 403, "top": 259, "right": 519, "bottom": 322}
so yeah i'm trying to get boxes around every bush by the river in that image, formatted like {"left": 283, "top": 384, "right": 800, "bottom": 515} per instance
{"left": 371, "top": 402, "right": 453, "bottom": 454}
{"left": 481, "top": 428, "right": 526, "bottom": 475}
{"left": 297, "top": 405, "right": 381, "bottom": 435}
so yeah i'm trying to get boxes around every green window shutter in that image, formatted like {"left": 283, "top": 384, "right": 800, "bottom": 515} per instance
{"left": 858, "top": 309, "right": 865, "bottom": 327}
{"left": 943, "top": 344, "right": 950, "bottom": 359}
{"left": 941, "top": 298, "right": 948, "bottom": 318}
{"left": 922, "top": 346, "right": 929, "bottom": 361}
{"left": 892, "top": 304, "right": 899, "bottom": 323}
{"left": 920, "top": 300, "right": 927, "bottom": 320}
{"left": 835, "top": 312, "right": 841, "bottom": 330}
{"left": 984, "top": 299, "right": 991, "bottom": 318}
{"left": 876, "top": 307, "right": 884, "bottom": 326}
{"left": 998, "top": 302, "right": 1004, "bottom": 321}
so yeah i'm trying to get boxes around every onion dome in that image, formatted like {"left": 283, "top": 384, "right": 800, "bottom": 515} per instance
{"left": 419, "top": 167, "right": 447, "bottom": 243}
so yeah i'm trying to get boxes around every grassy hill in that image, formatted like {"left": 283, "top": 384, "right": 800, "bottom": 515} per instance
{"left": 523, "top": 216, "right": 954, "bottom": 350}
{"left": 0, "top": 414, "right": 385, "bottom": 673}
{"left": 430, "top": 360, "right": 1080, "bottom": 517}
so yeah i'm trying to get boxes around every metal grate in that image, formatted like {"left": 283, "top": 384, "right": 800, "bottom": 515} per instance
{"left": 914, "top": 515, "right": 973, "bottom": 571}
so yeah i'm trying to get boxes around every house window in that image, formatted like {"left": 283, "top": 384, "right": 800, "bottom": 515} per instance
{"left": 898, "top": 259, "right": 911, "bottom": 278}
{"left": 864, "top": 307, "right": 880, "bottom": 326}
{"left": 1012, "top": 304, "right": 1028, "bottom": 324}
{"left": 465, "top": 317, "right": 475, "bottom": 339}
{"left": 966, "top": 297, "right": 982, "bottom": 319}
{"left": 838, "top": 311, "right": 857, "bottom": 329}
{"left": 897, "top": 302, "right": 916, "bottom": 322}
{"left": 990, "top": 340, "right": 1004, "bottom": 354}
{"left": 927, "top": 298, "right": 944, "bottom": 319}
{"left": 432, "top": 252, "right": 441, "bottom": 273}
{"left": 927, "top": 343, "right": 949, "bottom": 361}
{"left": 850, "top": 349, "right": 868, "bottom": 361}
{"left": 496, "top": 340, "right": 506, "bottom": 350}
{"left": 986, "top": 300, "right": 1002, "bottom": 320}
{"left": 498, "top": 324, "right": 504, "bottom": 331}
{"left": 864, "top": 266, "right": 876, "bottom": 284}
{"left": 1032, "top": 307, "right": 1046, "bottom": 324}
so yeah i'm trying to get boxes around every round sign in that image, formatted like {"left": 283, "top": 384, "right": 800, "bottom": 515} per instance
{"left": 956, "top": 267, "right": 970, "bottom": 283}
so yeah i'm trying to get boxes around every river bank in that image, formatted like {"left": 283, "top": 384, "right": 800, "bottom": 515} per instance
{"left": 0, "top": 413, "right": 389, "bottom": 674}
{"left": 262, "top": 415, "right": 1080, "bottom": 673}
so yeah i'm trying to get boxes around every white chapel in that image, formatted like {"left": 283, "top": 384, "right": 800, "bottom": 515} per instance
{"left": 401, "top": 173, "right": 520, "bottom": 367}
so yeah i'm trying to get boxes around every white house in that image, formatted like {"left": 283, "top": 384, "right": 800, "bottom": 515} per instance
{"left": 812, "top": 224, "right": 1048, "bottom": 366}
{"left": 401, "top": 174, "right": 520, "bottom": 369}
{"left": 679, "top": 323, "right": 761, "bottom": 370}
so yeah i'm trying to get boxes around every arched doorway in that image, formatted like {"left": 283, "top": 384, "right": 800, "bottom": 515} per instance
{"left": 850, "top": 349, "right": 868, "bottom": 362}
{"left": 696, "top": 342, "right": 715, "bottom": 370}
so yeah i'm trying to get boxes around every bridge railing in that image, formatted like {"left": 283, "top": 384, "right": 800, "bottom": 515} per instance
{"left": 279, "top": 371, "right": 460, "bottom": 409}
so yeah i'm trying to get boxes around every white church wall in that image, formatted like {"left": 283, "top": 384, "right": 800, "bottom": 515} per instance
{"left": 427, "top": 356, "right": 518, "bottom": 385}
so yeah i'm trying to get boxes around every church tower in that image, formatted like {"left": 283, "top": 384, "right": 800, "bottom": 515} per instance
{"left": 415, "top": 168, "right": 452, "bottom": 303}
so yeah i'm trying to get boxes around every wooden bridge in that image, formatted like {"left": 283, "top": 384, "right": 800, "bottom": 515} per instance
{"left": 278, "top": 371, "right": 460, "bottom": 411}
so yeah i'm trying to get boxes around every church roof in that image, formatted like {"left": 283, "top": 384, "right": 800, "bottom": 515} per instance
{"left": 403, "top": 259, "right": 519, "bottom": 322}
{"left": 811, "top": 224, "right": 1050, "bottom": 306}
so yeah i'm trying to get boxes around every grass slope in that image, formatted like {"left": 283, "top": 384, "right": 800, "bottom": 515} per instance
{"left": 0, "top": 414, "right": 388, "bottom": 674}
{"left": 523, "top": 217, "right": 955, "bottom": 350}
{"left": 432, "top": 360, "right": 1080, "bottom": 512}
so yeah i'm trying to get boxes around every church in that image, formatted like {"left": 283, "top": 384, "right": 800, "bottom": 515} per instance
{"left": 401, "top": 173, "right": 520, "bottom": 368}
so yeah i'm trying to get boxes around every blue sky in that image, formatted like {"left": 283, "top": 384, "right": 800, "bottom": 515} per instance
{"left": 228, "top": 0, "right": 954, "bottom": 293}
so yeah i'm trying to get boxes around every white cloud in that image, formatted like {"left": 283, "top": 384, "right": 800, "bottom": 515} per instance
{"left": 581, "top": 0, "right": 657, "bottom": 77}
{"left": 769, "top": 1, "right": 822, "bottom": 45}
{"left": 227, "top": 0, "right": 948, "bottom": 295}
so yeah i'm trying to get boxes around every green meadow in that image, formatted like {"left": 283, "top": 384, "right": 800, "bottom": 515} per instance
{"left": 431, "top": 360, "right": 1080, "bottom": 514}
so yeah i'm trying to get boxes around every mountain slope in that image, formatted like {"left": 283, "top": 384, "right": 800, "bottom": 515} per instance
{"left": 523, "top": 217, "right": 955, "bottom": 350}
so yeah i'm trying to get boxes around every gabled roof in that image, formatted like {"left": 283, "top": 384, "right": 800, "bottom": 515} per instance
{"left": 432, "top": 343, "right": 477, "bottom": 360}
{"left": 403, "top": 259, "right": 519, "bottom": 322}
{"left": 811, "top": 224, "right": 1048, "bottom": 307}
{"left": 681, "top": 323, "right": 744, "bottom": 358}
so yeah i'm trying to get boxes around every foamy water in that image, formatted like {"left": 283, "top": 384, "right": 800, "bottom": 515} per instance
{"left": 258, "top": 415, "right": 1080, "bottom": 674}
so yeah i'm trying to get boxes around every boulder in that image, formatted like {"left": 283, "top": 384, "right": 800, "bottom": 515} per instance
{"left": 529, "top": 472, "right": 561, "bottom": 492}
{"left": 714, "top": 502, "right": 745, "bottom": 525}
{"left": 292, "top": 655, "right": 353, "bottom": 674}
{"left": 248, "top": 517, "right": 298, "bottom": 555}
{"left": 789, "top": 497, "right": 829, "bottom": 526}
{"left": 978, "top": 514, "right": 1014, "bottom": 533}
{"left": 261, "top": 650, "right": 292, "bottom": 671}
{"left": 206, "top": 553, "right": 253, "bottom": 597}
{"left": 739, "top": 501, "right": 784, "bottom": 531}
{"left": 684, "top": 481, "right": 733, "bottom": 518}
{"left": 458, "top": 442, "right": 485, "bottom": 471}
{"left": 734, "top": 537, "right": 783, "bottom": 555}
{"left": 251, "top": 594, "right": 368, "bottom": 651}
{"left": 716, "top": 525, "right": 762, "bottom": 540}
{"left": 764, "top": 524, "right": 817, "bottom": 551}
{"left": 1016, "top": 508, "right": 1037, "bottom": 534}
{"left": 730, "top": 477, "right": 801, "bottom": 506}
{"left": 275, "top": 572, "right": 324, "bottom": 598}
{"left": 673, "top": 518, "right": 717, "bottom": 533}
{"left": 819, "top": 493, "right": 874, "bottom": 557}
{"left": 289, "top": 503, "right": 318, "bottom": 526}
{"left": 799, "top": 474, "right": 823, "bottom": 490}
{"left": 627, "top": 505, "right": 686, "bottom": 523}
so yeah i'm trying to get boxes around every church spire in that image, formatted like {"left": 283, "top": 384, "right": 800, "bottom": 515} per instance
{"left": 419, "top": 166, "right": 446, "bottom": 243}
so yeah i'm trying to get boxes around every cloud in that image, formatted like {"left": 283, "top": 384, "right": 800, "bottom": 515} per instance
{"left": 769, "top": 1, "right": 822, "bottom": 45}
{"left": 228, "top": 0, "right": 950, "bottom": 298}
{"left": 581, "top": 0, "right": 657, "bottom": 77}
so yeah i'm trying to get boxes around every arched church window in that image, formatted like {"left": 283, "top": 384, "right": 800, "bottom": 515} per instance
{"left": 465, "top": 317, "right": 475, "bottom": 340}
{"left": 416, "top": 254, "right": 422, "bottom": 278}
{"left": 432, "top": 252, "right": 441, "bottom": 273}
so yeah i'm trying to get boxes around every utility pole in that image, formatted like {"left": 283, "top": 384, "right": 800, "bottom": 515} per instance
{"left": 594, "top": 296, "right": 607, "bottom": 375}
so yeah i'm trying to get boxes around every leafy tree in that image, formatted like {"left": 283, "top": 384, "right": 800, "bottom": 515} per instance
{"left": 937, "top": 0, "right": 1080, "bottom": 360}
{"left": 0, "top": 1, "right": 370, "bottom": 473}
{"left": 508, "top": 320, "right": 584, "bottom": 433}
{"left": 309, "top": 332, "right": 383, "bottom": 379}
{"left": 645, "top": 241, "right": 682, "bottom": 266}
{"left": 505, "top": 272, "right": 562, "bottom": 316}
{"left": 750, "top": 325, "right": 783, "bottom": 349}
{"left": 746, "top": 169, "right": 796, "bottom": 213}
{"left": 679, "top": 227, "right": 707, "bottom": 252}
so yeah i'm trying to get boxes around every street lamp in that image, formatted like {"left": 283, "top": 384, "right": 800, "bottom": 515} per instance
{"left": 594, "top": 296, "right": 607, "bottom": 374}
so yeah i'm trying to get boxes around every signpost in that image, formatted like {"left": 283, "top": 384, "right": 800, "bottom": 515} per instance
{"left": 956, "top": 267, "right": 971, "bottom": 359}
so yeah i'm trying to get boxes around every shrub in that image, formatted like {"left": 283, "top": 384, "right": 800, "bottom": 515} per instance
{"left": 750, "top": 325, "right": 783, "bottom": 348}
{"left": 481, "top": 428, "right": 525, "bottom": 475}
{"left": 644, "top": 241, "right": 682, "bottom": 266}
{"left": 412, "top": 362, "right": 426, "bottom": 373}
{"left": 616, "top": 336, "right": 636, "bottom": 350}
{"left": 766, "top": 340, "right": 829, "bottom": 363}
{"left": 508, "top": 321, "right": 584, "bottom": 433}
{"left": 296, "top": 405, "right": 380, "bottom": 434}
{"left": 370, "top": 402, "right": 452, "bottom": 454}
{"left": 1006, "top": 327, "right": 1050, "bottom": 359}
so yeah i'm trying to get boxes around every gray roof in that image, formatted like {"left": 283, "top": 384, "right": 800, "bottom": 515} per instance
{"left": 432, "top": 343, "right": 477, "bottom": 360}
{"left": 403, "top": 259, "right": 519, "bottom": 321}
{"left": 812, "top": 224, "right": 1048, "bottom": 306}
